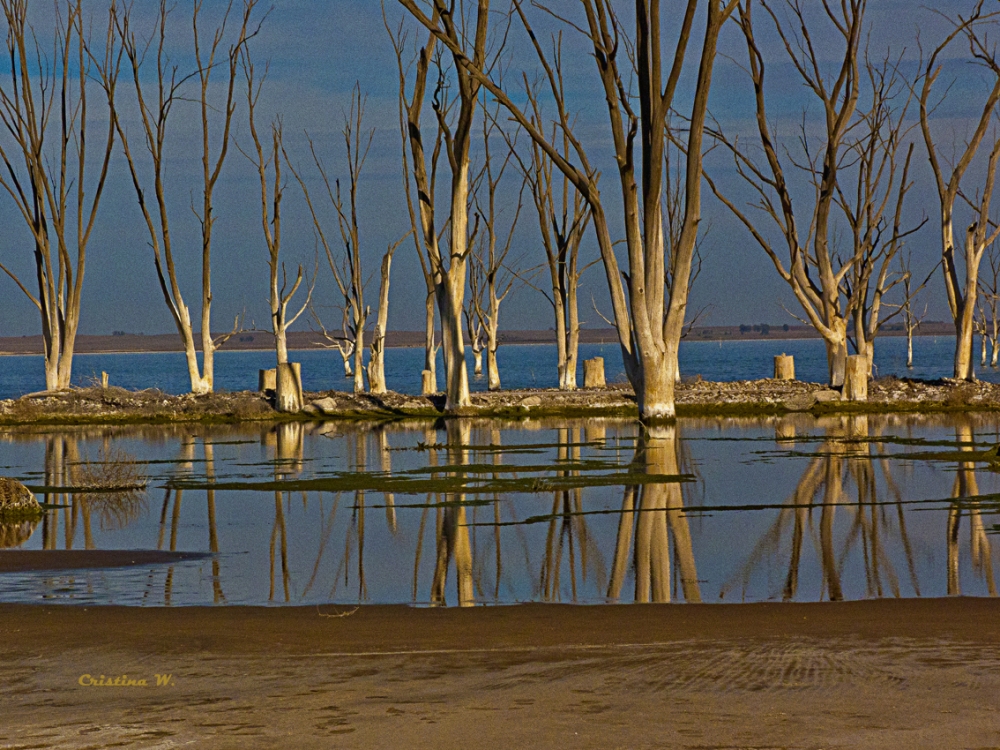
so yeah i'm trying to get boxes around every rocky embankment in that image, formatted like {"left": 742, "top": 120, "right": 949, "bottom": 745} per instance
{"left": 0, "top": 376, "right": 999, "bottom": 425}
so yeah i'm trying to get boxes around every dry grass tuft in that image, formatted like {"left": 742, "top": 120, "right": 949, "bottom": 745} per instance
{"left": 75, "top": 448, "right": 149, "bottom": 530}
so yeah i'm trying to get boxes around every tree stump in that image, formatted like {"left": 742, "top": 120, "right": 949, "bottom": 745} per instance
{"left": 275, "top": 362, "right": 303, "bottom": 413}
{"left": 101, "top": 371, "right": 109, "bottom": 389}
{"left": 843, "top": 355, "right": 868, "bottom": 402}
{"left": 583, "top": 357, "right": 605, "bottom": 388}
{"left": 258, "top": 368, "right": 277, "bottom": 392}
{"left": 421, "top": 369, "right": 435, "bottom": 395}
{"left": 774, "top": 354, "right": 795, "bottom": 380}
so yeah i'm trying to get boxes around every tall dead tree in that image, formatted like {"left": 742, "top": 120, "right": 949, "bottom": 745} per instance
{"left": 0, "top": 1, "right": 119, "bottom": 391}
{"left": 108, "top": 1, "right": 258, "bottom": 394}
{"left": 387, "top": 16, "right": 443, "bottom": 395}
{"left": 395, "top": 1, "right": 502, "bottom": 411}
{"left": 977, "top": 243, "right": 1000, "bottom": 367}
{"left": 469, "top": 106, "right": 525, "bottom": 391}
{"left": 505, "top": 45, "right": 592, "bottom": 391}
{"left": 243, "top": 56, "right": 310, "bottom": 368}
{"left": 399, "top": 0, "right": 737, "bottom": 419}
{"left": 838, "top": 54, "right": 925, "bottom": 376}
{"left": 289, "top": 85, "right": 373, "bottom": 394}
{"left": 465, "top": 264, "right": 486, "bottom": 375}
{"left": 368, "top": 234, "right": 408, "bottom": 395}
{"left": 919, "top": 1, "right": 1000, "bottom": 381}
{"left": 708, "top": 0, "right": 865, "bottom": 387}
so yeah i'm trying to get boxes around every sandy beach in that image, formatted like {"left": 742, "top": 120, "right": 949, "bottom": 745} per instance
{"left": 2, "top": 599, "right": 999, "bottom": 749}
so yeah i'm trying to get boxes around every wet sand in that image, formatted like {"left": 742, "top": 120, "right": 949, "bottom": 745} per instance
{"left": 0, "top": 550, "right": 209, "bottom": 573}
{"left": 2, "top": 599, "right": 1000, "bottom": 749}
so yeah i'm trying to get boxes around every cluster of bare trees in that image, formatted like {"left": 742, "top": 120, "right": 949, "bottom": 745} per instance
{"left": 9, "top": 1, "right": 1000, "bottom": 421}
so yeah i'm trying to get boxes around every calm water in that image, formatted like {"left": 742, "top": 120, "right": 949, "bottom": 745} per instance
{"left": 1, "top": 414, "right": 999, "bottom": 606}
{"left": 0, "top": 334, "right": 992, "bottom": 399}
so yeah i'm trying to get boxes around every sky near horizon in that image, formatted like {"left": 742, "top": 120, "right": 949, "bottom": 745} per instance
{"left": 0, "top": 0, "right": 992, "bottom": 341}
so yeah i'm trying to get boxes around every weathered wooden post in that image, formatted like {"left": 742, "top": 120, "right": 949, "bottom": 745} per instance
{"left": 583, "top": 357, "right": 605, "bottom": 388}
{"left": 774, "top": 354, "right": 795, "bottom": 380}
{"left": 421, "top": 369, "right": 435, "bottom": 395}
{"left": 258, "top": 368, "right": 276, "bottom": 392}
{"left": 843, "top": 355, "right": 868, "bottom": 402}
{"left": 275, "top": 362, "right": 303, "bottom": 413}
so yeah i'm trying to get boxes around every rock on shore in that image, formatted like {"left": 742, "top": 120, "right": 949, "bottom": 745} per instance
{"left": 0, "top": 477, "right": 41, "bottom": 517}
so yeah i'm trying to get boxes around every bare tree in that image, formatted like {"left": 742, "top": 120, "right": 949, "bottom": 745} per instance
{"left": 977, "top": 242, "right": 1000, "bottom": 367}
{"left": 107, "top": 1, "right": 259, "bottom": 394}
{"left": 0, "top": 1, "right": 119, "bottom": 391}
{"left": 510, "top": 64, "right": 592, "bottom": 390}
{"left": 368, "top": 234, "right": 409, "bottom": 395}
{"left": 395, "top": 1, "right": 506, "bottom": 411}
{"left": 708, "top": 0, "right": 869, "bottom": 387}
{"left": 386, "top": 14, "right": 444, "bottom": 395}
{"left": 885, "top": 250, "right": 930, "bottom": 369}
{"left": 464, "top": 264, "right": 486, "bottom": 376}
{"left": 469, "top": 105, "right": 526, "bottom": 391}
{"left": 289, "top": 84, "right": 373, "bottom": 394}
{"left": 919, "top": 1, "right": 1000, "bottom": 380}
{"left": 839, "top": 54, "right": 925, "bottom": 376}
{"left": 399, "top": 0, "right": 737, "bottom": 419}
{"left": 242, "top": 56, "right": 310, "bottom": 369}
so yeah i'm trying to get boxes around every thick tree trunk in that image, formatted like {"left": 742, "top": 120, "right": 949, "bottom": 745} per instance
{"left": 632, "top": 348, "right": 676, "bottom": 420}
{"left": 907, "top": 327, "right": 914, "bottom": 368}
{"left": 825, "top": 321, "right": 849, "bottom": 388}
{"left": 955, "top": 297, "right": 977, "bottom": 380}
{"left": 55, "top": 316, "right": 79, "bottom": 389}
{"left": 352, "top": 326, "right": 365, "bottom": 393}
{"left": 275, "top": 362, "right": 302, "bottom": 413}
{"left": 437, "top": 270, "right": 471, "bottom": 411}
{"left": 367, "top": 252, "right": 393, "bottom": 395}
{"left": 486, "top": 329, "right": 500, "bottom": 391}
{"left": 472, "top": 348, "right": 483, "bottom": 376}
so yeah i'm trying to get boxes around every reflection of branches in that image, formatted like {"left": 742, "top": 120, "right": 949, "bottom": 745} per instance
{"left": 949, "top": 421, "right": 997, "bottom": 596}
{"left": 269, "top": 491, "right": 290, "bottom": 602}
{"left": 722, "top": 417, "right": 924, "bottom": 602}
{"left": 430, "top": 421, "right": 474, "bottom": 606}
{"left": 539, "top": 428, "right": 599, "bottom": 601}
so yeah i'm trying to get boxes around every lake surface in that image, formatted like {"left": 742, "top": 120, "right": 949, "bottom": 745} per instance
{"left": 0, "top": 334, "right": 995, "bottom": 399}
{"left": 1, "top": 413, "right": 999, "bottom": 606}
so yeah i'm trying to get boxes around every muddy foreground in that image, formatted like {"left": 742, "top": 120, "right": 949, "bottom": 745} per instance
{"left": 2, "top": 599, "right": 999, "bottom": 749}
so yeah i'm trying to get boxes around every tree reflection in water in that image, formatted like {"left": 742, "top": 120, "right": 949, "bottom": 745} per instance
{"left": 722, "top": 414, "right": 1000, "bottom": 601}
{"left": 948, "top": 420, "right": 997, "bottom": 596}
{"left": 4, "top": 415, "right": 1000, "bottom": 606}
{"left": 608, "top": 425, "right": 701, "bottom": 603}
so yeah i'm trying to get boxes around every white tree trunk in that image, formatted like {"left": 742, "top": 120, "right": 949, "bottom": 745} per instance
{"left": 367, "top": 252, "right": 393, "bottom": 395}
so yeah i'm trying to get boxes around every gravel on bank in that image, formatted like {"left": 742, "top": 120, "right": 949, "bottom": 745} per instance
{"left": 1, "top": 376, "right": 999, "bottom": 425}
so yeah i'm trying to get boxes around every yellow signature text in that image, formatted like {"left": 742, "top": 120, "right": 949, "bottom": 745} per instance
{"left": 77, "top": 674, "right": 174, "bottom": 687}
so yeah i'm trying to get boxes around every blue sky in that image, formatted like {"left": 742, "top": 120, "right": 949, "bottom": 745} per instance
{"left": 0, "top": 0, "right": 993, "bottom": 339}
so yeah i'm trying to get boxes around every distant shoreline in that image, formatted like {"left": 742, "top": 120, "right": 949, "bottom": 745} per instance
{"left": 0, "top": 322, "right": 956, "bottom": 356}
